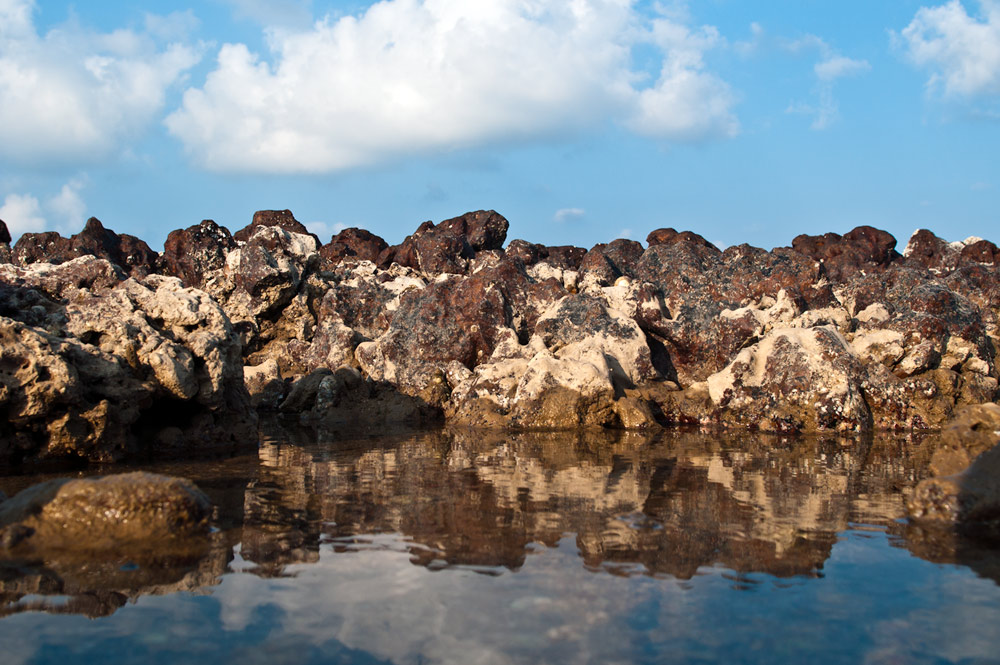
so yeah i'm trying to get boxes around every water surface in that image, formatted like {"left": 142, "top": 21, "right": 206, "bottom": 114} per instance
{"left": 2, "top": 426, "right": 1000, "bottom": 664}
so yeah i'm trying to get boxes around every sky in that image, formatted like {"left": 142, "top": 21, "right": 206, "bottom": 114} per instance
{"left": 1, "top": 0, "right": 999, "bottom": 252}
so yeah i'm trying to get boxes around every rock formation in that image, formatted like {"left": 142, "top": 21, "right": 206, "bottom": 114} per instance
{"left": 2, "top": 208, "right": 1000, "bottom": 464}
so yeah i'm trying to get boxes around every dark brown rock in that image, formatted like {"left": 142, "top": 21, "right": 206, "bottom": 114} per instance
{"left": 646, "top": 228, "right": 719, "bottom": 253}
{"left": 960, "top": 239, "right": 1000, "bottom": 265}
{"left": 791, "top": 225, "right": 900, "bottom": 281}
{"left": 438, "top": 209, "right": 509, "bottom": 252}
{"left": 318, "top": 227, "right": 388, "bottom": 266}
{"left": 376, "top": 211, "right": 509, "bottom": 276}
{"left": 0, "top": 219, "right": 10, "bottom": 245}
{"left": 234, "top": 209, "right": 317, "bottom": 245}
{"left": 12, "top": 231, "right": 74, "bottom": 266}
{"left": 158, "top": 219, "right": 236, "bottom": 289}
{"left": 579, "top": 239, "right": 644, "bottom": 284}
{"left": 11, "top": 219, "right": 158, "bottom": 278}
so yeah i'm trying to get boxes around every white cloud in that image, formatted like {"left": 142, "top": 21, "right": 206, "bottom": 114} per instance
{"left": 0, "top": 0, "right": 201, "bottom": 166}
{"left": 898, "top": 0, "right": 1000, "bottom": 97}
{"left": 783, "top": 34, "right": 870, "bottom": 129}
{"left": 47, "top": 178, "right": 88, "bottom": 230}
{"left": 0, "top": 179, "right": 88, "bottom": 241}
{"left": 167, "top": 0, "right": 739, "bottom": 173}
{"left": 815, "top": 55, "right": 870, "bottom": 82}
{"left": 554, "top": 208, "right": 586, "bottom": 223}
{"left": 0, "top": 193, "right": 46, "bottom": 238}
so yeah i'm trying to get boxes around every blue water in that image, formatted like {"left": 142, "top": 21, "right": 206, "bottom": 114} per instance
{"left": 2, "top": 428, "right": 999, "bottom": 665}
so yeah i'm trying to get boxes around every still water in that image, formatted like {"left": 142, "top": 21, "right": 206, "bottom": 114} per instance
{"left": 2, "top": 425, "right": 1000, "bottom": 664}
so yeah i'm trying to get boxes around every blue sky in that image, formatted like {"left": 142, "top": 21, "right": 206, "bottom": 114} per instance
{"left": 1, "top": 0, "right": 999, "bottom": 251}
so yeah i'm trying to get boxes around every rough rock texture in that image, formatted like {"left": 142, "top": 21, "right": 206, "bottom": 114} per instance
{"left": 13, "top": 218, "right": 158, "bottom": 278}
{"left": 907, "top": 404, "right": 1000, "bottom": 525}
{"left": 318, "top": 227, "right": 388, "bottom": 266}
{"left": 792, "top": 225, "right": 900, "bottom": 281}
{"left": 233, "top": 209, "right": 317, "bottom": 245}
{"left": 0, "top": 472, "right": 211, "bottom": 550}
{"left": 0, "top": 219, "right": 10, "bottom": 246}
{"left": 0, "top": 258, "right": 255, "bottom": 464}
{"left": 4, "top": 209, "right": 1000, "bottom": 437}
{"left": 158, "top": 219, "right": 237, "bottom": 290}
{"left": 376, "top": 210, "right": 510, "bottom": 276}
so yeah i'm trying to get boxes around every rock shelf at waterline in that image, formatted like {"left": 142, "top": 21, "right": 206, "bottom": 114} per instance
{"left": 2, "top": 210, "right": 1000, "bottom": 463}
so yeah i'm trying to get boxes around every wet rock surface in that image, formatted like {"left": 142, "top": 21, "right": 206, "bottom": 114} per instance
{"left": 907, "top": 403, "right": 1000, "bottom": 526}
{"left": 0, "top": 472, "right": 212, "bottom": 550}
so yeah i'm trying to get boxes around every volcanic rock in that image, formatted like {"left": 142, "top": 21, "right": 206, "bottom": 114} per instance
{"left": 791, "top": 225, "right": 900, "bottom": 281}
{"left": 12, "top": 218, "right": 157, "bottom": 278}
{"left": 234, "top": 209, "right": 318, "bottom": 245}
{"left": 158, "top": 219, "right": 237, "bottom": 290}
{"left": 0, "top": 261, "right": 255, "bottom": 464}
{"left": 318, "top": 227, "right": 388, "bottom": 266}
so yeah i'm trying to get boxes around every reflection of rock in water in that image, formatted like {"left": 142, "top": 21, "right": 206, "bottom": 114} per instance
{"left": 0, "top": 533, "right": 232, "bottom": 618}
{"left": 242, "top": 427, "right": 927, "bottom": 579}
{"left": 892, "top": 521, "right": 1000, "bottom": 586}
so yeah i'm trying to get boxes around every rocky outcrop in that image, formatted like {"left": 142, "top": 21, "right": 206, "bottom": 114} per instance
{"left": 12, "top": 217, "right": 158, "bottom": 278}
{"left": 0, "top": 258, "right": 255, "bottom": 464}
{"left": 0, "top": 472, "right": 212, "bottom": 550}
{"left": 792, "top": 225, "right": 900, "bottom": 281}
{"left": 2, "top": 210, "right": 1000, "bottom": 439}
{"left": 376, "top": 209, "right": 510, "bottom": 276}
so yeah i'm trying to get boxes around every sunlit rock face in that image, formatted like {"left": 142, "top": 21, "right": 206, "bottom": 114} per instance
{"left": 0, "top": 258, "right": 256, "bottom": 464}
{"left": 6, "top": 211, "right": 1000, "bottom": 438}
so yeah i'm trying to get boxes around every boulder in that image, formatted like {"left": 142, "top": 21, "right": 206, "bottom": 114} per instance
{"left": 646, "top": 227, "right": 719, "bottom": 251}
{"left": 376, "top": 210, "right": 510, "bottom": 276}
{"left": 0, "top": 219, "right": 10, "bottom": 245}
{"left": 902, "top": 229, "right": 997, "bottom": 275}
{"left": 0, "top": 472, "right": 211, "bottom": 550}
{"left": 907, "top": 404, "right": 1000, "bottom": 525}
{"left": 158, "top": 219, "right": 237, "bottom": 290}
{"left": 791, "top": 225, "right": 900, "bottom": 281}
{"left": 318, "top": 227, "right": 388, "bottom": 266}
{"left": 233, "top": 209, "right": 318, "bottom": 245}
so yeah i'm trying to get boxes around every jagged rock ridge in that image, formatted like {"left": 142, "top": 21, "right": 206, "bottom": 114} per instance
{"left": 2, "top": 210, "right": 1000, "bottom": 464}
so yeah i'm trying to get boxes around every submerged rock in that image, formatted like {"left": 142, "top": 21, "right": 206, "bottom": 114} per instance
{"left": 0, "top": 472, "right": 212, "bottom": 550}
{"left": 907, "top": 404, "right": 1000, "bottom": 526}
